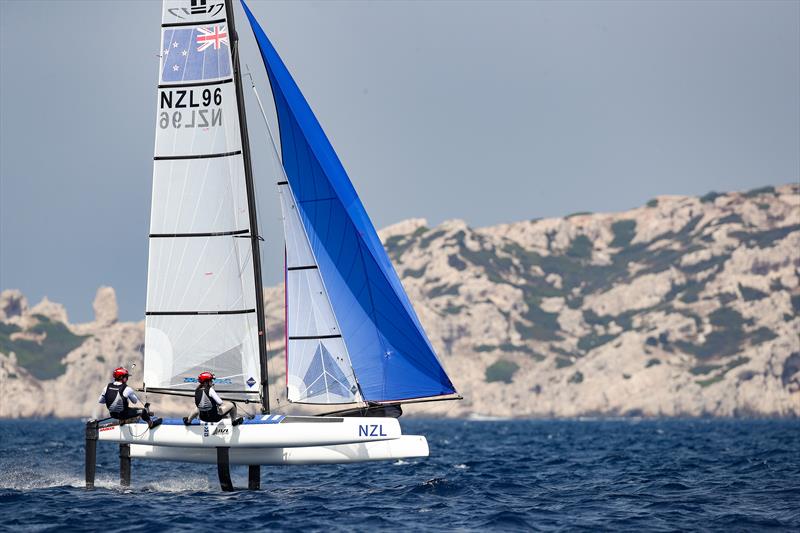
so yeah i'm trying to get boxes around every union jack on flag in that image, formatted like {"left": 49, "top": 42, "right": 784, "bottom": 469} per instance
{"left": 161, "top": 25, "right": 231, "bottom": 83}
{"left": 196, "top": 25, "right": 228, "bottom": 52}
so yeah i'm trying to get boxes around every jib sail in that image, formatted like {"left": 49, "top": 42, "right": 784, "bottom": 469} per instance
{"left": 242, "top": 0, "right": 456, "bottom": 403}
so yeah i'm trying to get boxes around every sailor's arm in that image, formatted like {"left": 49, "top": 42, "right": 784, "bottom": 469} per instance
{"left": 98, "top": 392, "right": 106, "bottom": 404}
{"left": 209, "top": 388, "right": 223, "bottom": 405}
{"left": 123, "top": 387, "right": 140, "bottom": 405}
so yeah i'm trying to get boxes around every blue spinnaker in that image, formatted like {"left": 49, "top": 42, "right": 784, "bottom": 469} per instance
{"left": 241, "top": 0, "right": 455, "bottom": 402}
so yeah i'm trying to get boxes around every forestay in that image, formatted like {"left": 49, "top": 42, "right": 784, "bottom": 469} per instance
{"left": 242, "top": 0, "right": 456, "bottom": 404}
{"left": 144, "top": 0, "right": 261, "bottom": 396}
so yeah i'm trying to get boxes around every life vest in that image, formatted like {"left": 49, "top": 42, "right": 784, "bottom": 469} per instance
{"left": 105, "top": 382, "right": 129, "bottom": 415}
{"left": 195, "top": 386, "right": 222, "bottom": 422}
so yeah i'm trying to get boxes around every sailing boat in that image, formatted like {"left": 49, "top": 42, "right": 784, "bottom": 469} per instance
{"left": 87, "top": 0, "right": 458, "bottom": 488}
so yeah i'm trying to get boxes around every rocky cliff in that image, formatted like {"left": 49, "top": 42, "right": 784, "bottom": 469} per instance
{"left": 1, "top": 184, "right": 798, "bottom": 418}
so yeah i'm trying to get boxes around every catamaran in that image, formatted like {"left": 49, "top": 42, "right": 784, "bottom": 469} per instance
{"left": 85, "top": 0, "right": 458, "bottom": 491}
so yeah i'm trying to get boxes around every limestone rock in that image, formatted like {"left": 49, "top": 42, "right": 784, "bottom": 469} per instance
{"left": 29, "top": 297, "right": 68, "bottom": 324}
{"left": 92, "top": 286, "right": 118, "bottom": 326}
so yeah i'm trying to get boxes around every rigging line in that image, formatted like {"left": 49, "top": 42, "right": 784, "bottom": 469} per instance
{"left": 244, "top": 65, "right": 281, "bottom": 408}
{"left": 246, "top": 66, "right": 286, "bottom": 409}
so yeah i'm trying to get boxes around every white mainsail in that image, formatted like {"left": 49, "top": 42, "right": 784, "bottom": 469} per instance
{"left": 144, "top": 0, "right": 261, "bottom": 395}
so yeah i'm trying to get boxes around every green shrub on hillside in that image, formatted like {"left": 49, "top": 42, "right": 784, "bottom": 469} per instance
{"left": 715, "top": 213, "right": 743, "bottom": 226}
{"left": 485, "top": 359, "right": 519, "bottom": 384}
{"left": 738, "top": 283, "right": 767, "bottom": 301}
{"left": 566, "top": 235, "right": 593, "bottom": 259}
{"left": 700, "top": 191, "right": 723, "bottom": 203}
{"left": 750, "top": 327, "right": 777, "bottom": 344}
{"left": 475, "top": 345, "right": 497, "bottom": 352}
{"left": 568, "top": 371, "right": 584, "bottom": 384}
{"left": 555, "top": 357, "right": 573, "bottom": 368}
{"left": 731, "top": 225, "right": 800, "bottom": 249}
{"left": 448, "top": 254, "right": 467, "bottom": 271}
{"left": 0, "top": 315, "right": 90, "bottom": 380}
{"left": 610, "top": 220, "right": 637, "bottom": 248}
{"left": 428, "top": 283, "right": 460, "bottom": 298}
{"left": 515, "top": 295, "right": 561, "bottom": 341}
{"left": 577, "top": 332, "right": 617, "bottom": 353}
{"left": 676, "top": 308, "right": 750, "bottom": 359}
{"left": 403, "top": 266, "right": 426, "bottom": 278}
{"left": 443, "top": 304, "right": 464, "bottom": 315}
{"left": 743, "top": 186, "right": 775, "bottom": 198}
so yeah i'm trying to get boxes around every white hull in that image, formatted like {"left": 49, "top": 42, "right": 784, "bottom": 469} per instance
{"left": 129, "top": 435, "right": 429, "bottom": 465}
{"left": 97, "top": 415, "right": 401, "bottom": 448}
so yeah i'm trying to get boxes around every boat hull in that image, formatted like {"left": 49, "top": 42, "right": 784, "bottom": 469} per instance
{"left": 96, "top": 415, "right": 402, "bottom": 448}
{"left": 128, "top": 435, "right": 429, "bottom": 464}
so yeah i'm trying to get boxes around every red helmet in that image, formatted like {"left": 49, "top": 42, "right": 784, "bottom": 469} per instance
{"left": 198, "top": 371, "right": 214, "bottom": 384}
{"left": 113, "top": 367, "right": 130, "bottom": 380}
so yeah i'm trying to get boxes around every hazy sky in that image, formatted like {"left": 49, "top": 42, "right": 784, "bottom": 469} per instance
{"left": 1, "top": 0, "right": 798, "bottom": 322}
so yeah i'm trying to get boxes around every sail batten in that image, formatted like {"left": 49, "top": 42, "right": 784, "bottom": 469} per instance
{"left": 242, "top": 0, "right": 456, "bottom": 404}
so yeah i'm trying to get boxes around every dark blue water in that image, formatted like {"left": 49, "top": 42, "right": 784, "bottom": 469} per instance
{"left": 1, "top": 419, "right": 798, "bottom": 531}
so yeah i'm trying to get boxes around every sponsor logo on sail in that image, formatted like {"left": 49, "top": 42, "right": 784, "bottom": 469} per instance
{"left": 166, "top": 0, "right": 225, "bottom": 21}
{"left": 183, "top": 376, "right": 232, "bottom": 384}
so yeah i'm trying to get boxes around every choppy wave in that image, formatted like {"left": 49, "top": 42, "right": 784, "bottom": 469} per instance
{"left": 1, "top": 419, "right": 799, "bottom": 531}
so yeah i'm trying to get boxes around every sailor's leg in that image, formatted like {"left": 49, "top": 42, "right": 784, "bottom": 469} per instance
{"left": 136, "top": 407, "right": 151, "bottom": 423}
{"left": 117, "top": 407, "right": 145, "bottom": 423}
{"left": 218, "top": 401, "right": 236, "bottom": 419}
{"left": 216, "top": 447, "right": 234, "bottom": 492}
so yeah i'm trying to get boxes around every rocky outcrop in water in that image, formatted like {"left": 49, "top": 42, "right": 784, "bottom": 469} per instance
{"left": 1, "top": 184, "right": 798, "bottom": 418}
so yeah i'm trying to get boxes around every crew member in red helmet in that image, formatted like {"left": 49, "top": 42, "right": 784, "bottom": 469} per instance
{"left": 183, "top": 371, "right": 243, "bottom": 426}
{"left": 98, "top": 367, "right": 161, "bottom": 428}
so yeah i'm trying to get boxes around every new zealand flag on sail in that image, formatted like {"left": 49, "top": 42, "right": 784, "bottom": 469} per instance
{"left": 161, "top": 25, "right": 231, "bottom": 83}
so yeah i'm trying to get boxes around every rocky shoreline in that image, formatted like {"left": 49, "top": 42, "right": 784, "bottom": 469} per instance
{"left": 1, "top": 184, "right": 798, "bottom": 418}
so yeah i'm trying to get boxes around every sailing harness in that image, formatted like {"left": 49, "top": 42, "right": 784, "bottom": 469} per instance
{"left": 195, "top": 386, "right": 223, "bottom": 423}
{"left": 104, "top": 382, "right": 130, "bottom": 415}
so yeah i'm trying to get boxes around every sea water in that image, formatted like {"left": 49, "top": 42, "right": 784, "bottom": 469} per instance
{"left": 0, "top": 419, "right": 798, "bottom": 531}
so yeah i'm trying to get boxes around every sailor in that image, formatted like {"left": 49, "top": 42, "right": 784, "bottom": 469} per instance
{"left": 183, "top": 371, "right": 243, "bottom": 426}
{"left": 99, "top": 367, "right": 161, "bottom": 428}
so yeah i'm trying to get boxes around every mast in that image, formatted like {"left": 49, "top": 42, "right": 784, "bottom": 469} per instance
{"left": 226, "top": 0, "right": 270, "bottom": 413}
